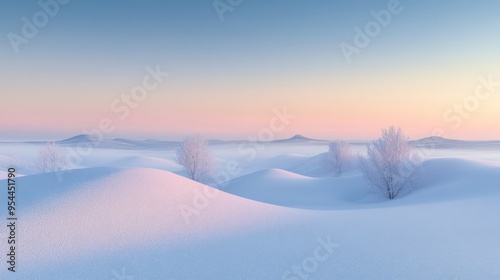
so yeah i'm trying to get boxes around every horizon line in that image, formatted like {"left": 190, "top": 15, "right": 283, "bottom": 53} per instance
{"left": 1, "top": 133, "right": 499, "bottom": 144}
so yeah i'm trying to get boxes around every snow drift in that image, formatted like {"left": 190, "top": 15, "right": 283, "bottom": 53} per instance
{"left": 0, "top": 151, "right": 499, "bottom": 279}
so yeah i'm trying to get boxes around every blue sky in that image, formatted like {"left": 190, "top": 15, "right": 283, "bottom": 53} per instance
{"left": 1, "top": 0, "right": 500, "bottom": 140}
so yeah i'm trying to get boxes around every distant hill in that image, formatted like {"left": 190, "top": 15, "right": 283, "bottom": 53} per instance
{"left": 272, "top": 134, "right": 328, "bottom": 143}
{"left": 412, "top": 136, "right": 459, "bottom": 143}
{"left": 411, "top": 136, "right": 500, "bottom": 149}
{"left": 56, "top": 134, "right": 178, "bottom": 150}
{"left": 4, "top": 134, "right": 499, "bottom": 150}
{"left": 58, "top": 134, "right": 102, "bottom": 145}
{"left": 288, "top": 134, "right": 314, "bottom": 141}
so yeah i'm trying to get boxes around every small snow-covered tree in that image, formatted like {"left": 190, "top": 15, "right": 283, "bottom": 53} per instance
{"left": 361, "top": 126, "right": 421, "bottom": 199}
{"left": 36, "top": 142, "right": 67, "bottom": 173}
{"left": 327, "top": 140, "right": 353, "bottom": 176}
{"left": 176, "top": 135, "right": 214, "bottom": 182}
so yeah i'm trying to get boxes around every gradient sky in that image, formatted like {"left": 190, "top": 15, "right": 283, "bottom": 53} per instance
{"left": 1, "top": 0, "right": 500, "bottom": 141}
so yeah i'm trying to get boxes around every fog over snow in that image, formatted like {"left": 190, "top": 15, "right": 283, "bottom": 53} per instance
{"left": 0, "top": 136, "right": 499, "bottom": 279}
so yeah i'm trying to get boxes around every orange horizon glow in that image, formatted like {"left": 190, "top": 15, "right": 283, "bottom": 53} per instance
{"left": 3, "top": 68, "right": 500, "bottom": 141}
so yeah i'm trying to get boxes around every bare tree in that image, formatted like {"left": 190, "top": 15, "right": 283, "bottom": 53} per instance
{"left": 36, "top": 142, "right": 67, "bottom": 173}
{"left": 360, "top": 126, "right": 421, "bottom": 199}
{"left": 176, "top": 135, "right": 214, "bottom": 182}
{"left": 327, "top": 140, "right": 353, "bottom": 176}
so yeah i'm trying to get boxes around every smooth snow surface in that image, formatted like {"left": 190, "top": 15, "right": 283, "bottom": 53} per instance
{"left": 0, "top": 140, "right": 499, "bottom": 279}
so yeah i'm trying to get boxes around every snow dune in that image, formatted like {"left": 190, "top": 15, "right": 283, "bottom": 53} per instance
{"left": 402, "top": 158, "right": 500, "bottom": 203}
{"left": 0, "top": 153, "right": 499, "bottom": 279}
{"left": 108, "top": 155, "right": 181, "bottom": 171}
{"left": 224, "top": 168, "right": 369, "bottom": 209}
{"left": 224, "top": 157, "right": 500, "bottom": 209}
{"left": 6, "top": 168, "right": 288, "bottom": 270}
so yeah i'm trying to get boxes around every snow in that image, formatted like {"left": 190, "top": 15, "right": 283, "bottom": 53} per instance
{"left": 0, "top": 140, "right": 499, "bottom": 279}
{"left": 224, "top": 168, "right": 370, "bottom": 209}
{"left": 108, "top": 156, "right": 181, "bottom": 171}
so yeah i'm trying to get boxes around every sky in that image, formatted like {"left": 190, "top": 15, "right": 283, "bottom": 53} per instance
{"left": 1, "top": 0, "right": 500, "bottom": 141}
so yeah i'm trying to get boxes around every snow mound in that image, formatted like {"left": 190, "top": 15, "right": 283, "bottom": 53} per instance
{"left": 2, "top": 157, "right": 500, "bottom": 279}
{"left": 224, "top": 168, "right": 368, "bottom": 209}
{"left": 224, "top": 158, "right": 500, "bottom": 209}
{"left": 246, "top": 153, "right": 336, "bottom": 177}
{"left": 289, "top": 152, "right": 333, "bottom": 177}
{"left": 253, "top": 153, "right": 308, "bottom": 168}
{"left": 401, "top": 158, "right": 500, "bottom": 203}
{"left": 108, "top": 156, "right": 181, "bottom": 171}
{"left": 9, "top": 167, "right": 289, "bottom": 271}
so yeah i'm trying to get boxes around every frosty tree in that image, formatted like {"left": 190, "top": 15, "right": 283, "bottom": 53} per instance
{"left": 176, "top": 135, "right": 214, "bottom": 182}
{"left": 327, "top": 140, "right": 353, "bottom": 176}
{"left": 361, "top": 126, "right": 421, "bottom": 199}
{"left": 36, "top": 142, "right": 67, "bottom": 173}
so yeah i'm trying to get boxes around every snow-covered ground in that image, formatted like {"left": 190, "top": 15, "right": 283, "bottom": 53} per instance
{"left": 0, "top": 138, "right": 499, "bottom": 279}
